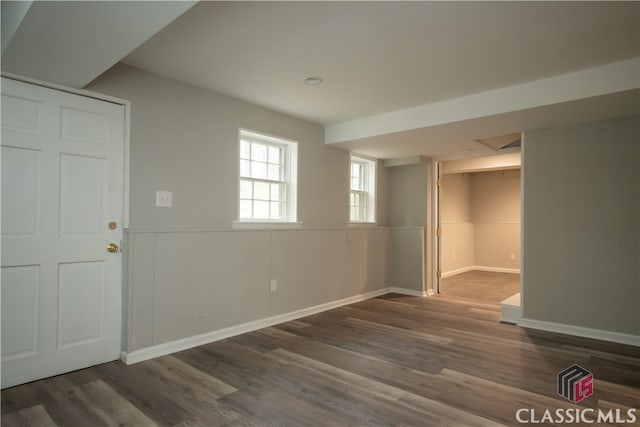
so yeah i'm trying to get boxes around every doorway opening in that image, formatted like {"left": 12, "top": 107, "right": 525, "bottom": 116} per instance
{"left": 434, "top": 153, "right": 522, "bottom": 318}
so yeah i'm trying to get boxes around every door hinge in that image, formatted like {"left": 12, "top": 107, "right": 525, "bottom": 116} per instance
{"left": 436, "top": 227, "right": 441, "bottom": 237}
{"left": 436, "top": 178, "right": 442, "bottom": 187}
{"left": 437, "top": 270, "right": 442, "bottom": 279}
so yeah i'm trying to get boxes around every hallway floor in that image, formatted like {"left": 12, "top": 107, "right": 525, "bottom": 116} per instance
{"left": 440, "top": 270, "right": 519, "bottom": 303}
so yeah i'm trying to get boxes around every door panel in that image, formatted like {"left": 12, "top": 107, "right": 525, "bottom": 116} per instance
{"left": 1, "top": 77, "right": 124, "bottom": 388}
{"left": 1, "top": 146, "right": 40, "bottom": 237}
{"left": 57, "top": 261, "right": 105, "bottom": 348}
{"left": 60, "top": 106, "right": 109, "bottom": 145}
{"left": 0, "top": 93, "right": 42, "bottom": 133}
{"left": 59, "top": 154, "right": 106, "bottom": 235}
{"left": 1, "top": 266, "right": 39, "bottom": 359}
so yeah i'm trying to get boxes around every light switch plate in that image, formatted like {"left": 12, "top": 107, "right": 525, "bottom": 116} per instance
{"left": 155, "top": 190, "right": 173, "bottom": 207}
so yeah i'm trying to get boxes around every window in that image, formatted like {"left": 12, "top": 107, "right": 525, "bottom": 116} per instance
{"left": 238, "top": 129, "right": 297, "bottom": 222}
{"left": 350, "top": 155, "right": 376, "bottom": 223}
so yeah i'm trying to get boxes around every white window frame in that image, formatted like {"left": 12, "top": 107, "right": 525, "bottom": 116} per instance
{"left": 235, "top": 128, "right": 298, "bottom": 226}
{"left": 349, "top": 155, "right": 376, "bottom": 223}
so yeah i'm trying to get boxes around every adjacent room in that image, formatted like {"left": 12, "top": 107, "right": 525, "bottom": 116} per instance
{"left": 439, "top": 159, "right": 521, "bottom": 304}
{"left": 1, "top": 1, "right": 639, "bottom": 426}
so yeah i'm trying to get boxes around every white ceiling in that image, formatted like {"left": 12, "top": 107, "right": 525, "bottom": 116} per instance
{"left": 2, "top": 1, "right": 639, "bottom": 160}
{"left": 1, "top": 1, "right": 196, "bottom": 88}
{"left": 123, "top": 2, "right": 639, "bottom": 121}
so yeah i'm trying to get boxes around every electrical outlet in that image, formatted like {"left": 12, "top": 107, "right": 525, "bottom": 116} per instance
{"left": 451, "top": 252, "right": 456, "bottom": 261}
{"left": 510, "top": 253, "right": 516, "bottom": 261}
{"left": 270, "top": 279, "right": 277, "bottom": 292}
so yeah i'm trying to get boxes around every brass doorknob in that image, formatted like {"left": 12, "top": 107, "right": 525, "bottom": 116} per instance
{"left": 107, "top": 243, "right": 119, "bottom": 253}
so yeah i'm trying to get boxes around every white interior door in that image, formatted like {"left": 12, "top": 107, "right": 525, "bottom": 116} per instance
{"left": 1, "top": 77, "right": 124, "bottom": 388}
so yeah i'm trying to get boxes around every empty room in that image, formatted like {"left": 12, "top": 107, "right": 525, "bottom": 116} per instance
{"left": 1, "top": 2, "right": 639, "bottom": 426}
{"left": 438, "top": 152, "right": 521, "bottom": 306}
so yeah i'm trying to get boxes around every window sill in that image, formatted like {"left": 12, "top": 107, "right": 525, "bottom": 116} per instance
{"left": 232, "top": 221, "right": 303, "bottom": 230}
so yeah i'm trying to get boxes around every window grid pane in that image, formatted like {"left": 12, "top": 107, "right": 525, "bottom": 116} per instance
{"left": 350, "top": 156, "right": 375, "bottom": 222}
{"left": 350, "top": 190, "right": 367, "bottom": 222}
{"left": 239, "top": 179, "right": 287, "bottom": 220}
{"left": 239, "top": 131, "right": 295, "bottom": 221}
{"left": 350, "top": 163, "right": 365, "bottom": 191}
{"left": 240, "top": 140, "right": 284, "bottom": 182}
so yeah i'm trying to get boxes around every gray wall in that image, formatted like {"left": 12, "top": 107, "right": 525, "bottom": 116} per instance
{"left": 471, "top": 170, "right": 521, "bottom": 270}
{"left": 88, "top": 64, "right": 390, "bottom": 352}
{"left": 387, "top": 162, "right": 431, "bottom": 292}
{"left": 441, "top": 172, "right": 474, "bottom": 273}
{"left": 389, "top": 163, "right": 428, "bottom": 227}
{"left": 89, "top": 64, "right": 365, "bottom": 229}
{"left": 523, "top": 117, "right": 639, "bottom": 335}
{"left": 441, "top": 169, "right": 521, "bottom": 274}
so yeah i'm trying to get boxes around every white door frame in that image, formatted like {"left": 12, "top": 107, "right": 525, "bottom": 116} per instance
{"left": 431, "top": 152, "right": 523, "bottom": 297}
{"left": 433, "top": 161, "right": 442, "bottom": 294}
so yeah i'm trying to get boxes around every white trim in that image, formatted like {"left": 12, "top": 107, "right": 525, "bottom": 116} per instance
{"left": 237, "top": 128, "right": 298, "bottom": 223}
{"left": 442, "top": 266, "right": 520, "bottom": 278}
{"left": 1, "top": 72, "right": 130, "bottom": 105}
{"left": 382, "top": 156, "right": 429, "bottom": 167}
{"left": 121, "top": 288, "right": 389, "bottom": 365}
{"left": 350, "top": 155, "right": 376, "bottom": 223}
{"left": 389, "top": 226, "right": 426, "bottom": 231}
{"left": 388, "top": 287, "right": 430, "bottom": 297}
{"left": 433, "top": 160, "right": 442, "bottom": 294}
{"left": 347, "top": 222, "right": 379, "bottom": 228}
{"left": 119, "top": 283, "right": 639, "bottom": 366}
{"left": 519, "top": 133, "right": 525, "bottom": 321}
{"left": 126, "top": 225, "right": 391, "bottom": 234}
{"left": 474, "top": 266, "right": 520, "bottom": 274}
{"left": 122, "top": 101, "right": 131, "bottom": 229}
{"left": 442, "top": 266, "right": 476, "bottom": 278}
{"left": 518, "top": 318, "right": 640, "bottom": 347}
{"left": 232, "top": 221, "right": 303, "bottom": 230}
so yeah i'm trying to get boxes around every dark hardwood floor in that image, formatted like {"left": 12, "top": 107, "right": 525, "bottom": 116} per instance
{"left": 440, "top": 270, "right": 520, "bottom": 303}
{"left": 2, "top": 294, "right": 639, "bottom": 426}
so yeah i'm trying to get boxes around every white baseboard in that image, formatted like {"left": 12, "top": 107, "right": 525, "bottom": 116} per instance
{"left": 474, "top": 266, "right": 520, "bottom": 274}
{"left": 388, "top": 287, "right": 430, "bottom": 297}
{"left": 121, "top": 287, "right": 390, "bottom": 365}
{"left": 442, "top": 266, "right": 475, "bottom": 278}
{"left": 518, "top": 318, "right": 640, "bottom": 347}
{"left": 123, "top": 285, "right": 639, "bottom": 366}
{"left": 443, "top": 266, "right": 520, "bottom": 277}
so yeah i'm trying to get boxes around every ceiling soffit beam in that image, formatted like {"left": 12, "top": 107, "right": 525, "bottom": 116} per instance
{"left": 441, "top": 152, "right": 522, "bottom": 175}
{"left": 325, "top": 57, "right": 640, "bottom": 145}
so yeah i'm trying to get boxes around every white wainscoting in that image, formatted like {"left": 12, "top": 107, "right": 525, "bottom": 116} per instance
{"left": 123, "top": 227, "right": 390, "bottom": 354}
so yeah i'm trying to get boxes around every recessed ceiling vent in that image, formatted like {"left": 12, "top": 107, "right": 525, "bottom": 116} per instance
{"left": 476, "top": 133, "right": 521, "bottom": 151}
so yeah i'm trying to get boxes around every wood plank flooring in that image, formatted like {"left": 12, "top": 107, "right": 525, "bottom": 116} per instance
{"left": 441, "top": 270, "right": 520, "bottom": 303}
{"left": 2, "top": 293, "right": 639, "bottom": 426}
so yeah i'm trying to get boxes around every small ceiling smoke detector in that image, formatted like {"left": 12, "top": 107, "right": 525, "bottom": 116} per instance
{"left": 303, "top": 76, "right": 323, "bottom": 86}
